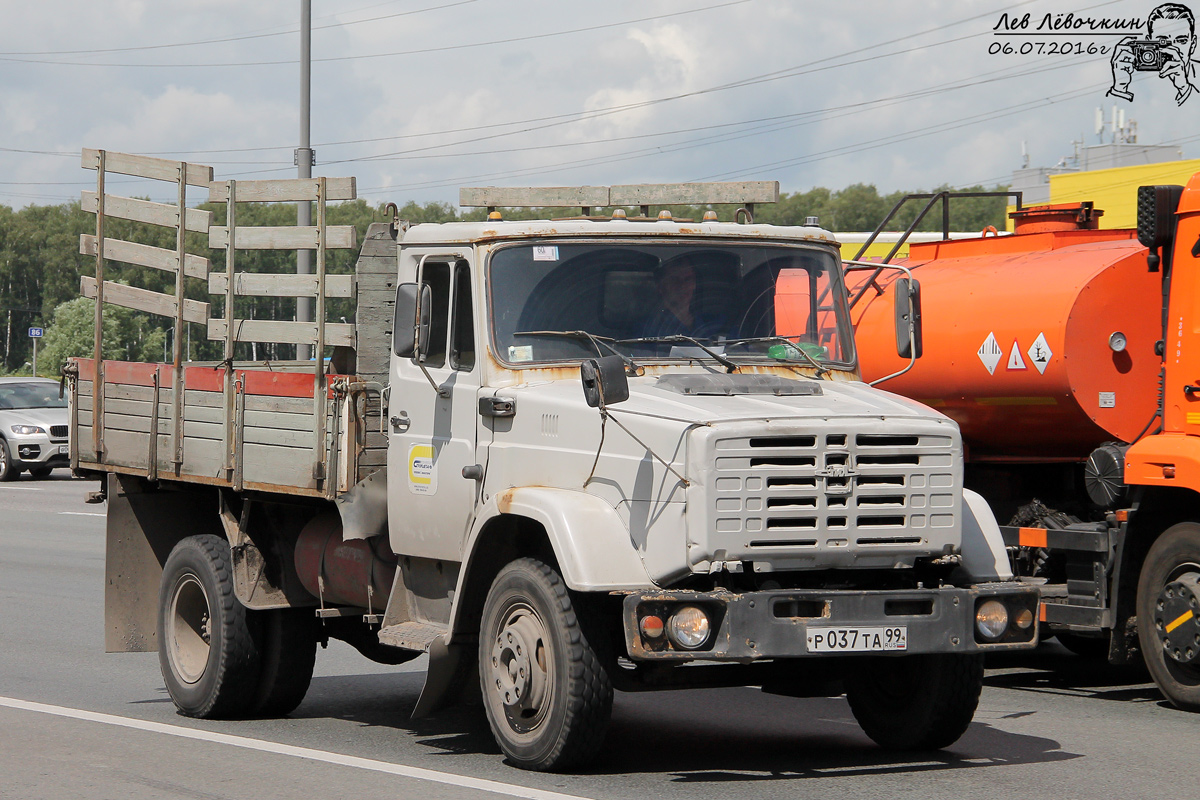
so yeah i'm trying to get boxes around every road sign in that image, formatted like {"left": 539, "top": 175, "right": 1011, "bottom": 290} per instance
{"left": 28, "top": 327, "right": 43, "bottom": 338}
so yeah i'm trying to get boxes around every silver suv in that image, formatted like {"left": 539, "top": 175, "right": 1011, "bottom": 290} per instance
{"left": 0, "top": 378, "right": 70, "bottom": 481}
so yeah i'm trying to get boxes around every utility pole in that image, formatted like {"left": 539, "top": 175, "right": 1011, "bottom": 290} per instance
{"left": 296, "top": 0, "right": 313, "bottom": 361}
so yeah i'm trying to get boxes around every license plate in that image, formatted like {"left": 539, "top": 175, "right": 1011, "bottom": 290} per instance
{"left": 58, "top": 445, "right": 69, "bottom": 454}
{"left": 806, "top": 626, "right": 907, "bottom": 653}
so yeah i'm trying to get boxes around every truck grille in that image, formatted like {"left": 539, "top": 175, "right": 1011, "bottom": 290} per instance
{"left": 706, "top": 427, "right": 959, "bottom": 566}
{"left": 50, "top": 425, "right": 69, "bottom": 440}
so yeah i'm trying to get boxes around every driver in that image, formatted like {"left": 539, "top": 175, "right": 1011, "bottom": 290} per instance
{"left": 641, "top": 254, "right": 727, "bottom": 339}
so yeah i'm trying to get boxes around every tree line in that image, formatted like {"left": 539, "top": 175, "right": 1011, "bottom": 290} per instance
{"left": 0, "top": 183, "right": 1009, "bottom": 376}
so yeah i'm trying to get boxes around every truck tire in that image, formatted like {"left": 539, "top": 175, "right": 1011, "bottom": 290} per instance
{"left": 846, "top": 653, "right": 984, "bottom": 750}
{"left": 1136, "top": 522, "right": 1200, "bottom": 711}
{"left": 252, "top": 608, "right": 318, "bottom": 717}
{"left": 158, "top": 534, "right": 261, "bottom": 718}
{"left": 0, "top": 439, "right": 19, "bottom": 481}
{"left": 478, "top": 558, "right": 613, "bottom": 771}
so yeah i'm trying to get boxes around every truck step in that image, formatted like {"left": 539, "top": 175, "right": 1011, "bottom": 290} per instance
{"left": 378, "top": 620, "right": 447, "bottom": 652}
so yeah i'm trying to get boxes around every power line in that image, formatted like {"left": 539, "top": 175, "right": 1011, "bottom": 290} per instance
{"left": 0, "top": 0, "right": 745, "bottom": 68}
{"left": 0, "top": 0, "right": 477, "bottom": 57}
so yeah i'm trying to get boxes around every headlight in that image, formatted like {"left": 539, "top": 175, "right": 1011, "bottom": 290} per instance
{"left": 10, "top": 425, "right": 45, "bottom": 435}
{"left": 668, "top": 606, "right": 711, "bottom": 649}
{"left": 975, "top": 599, "right": 1009, "bottom": 640}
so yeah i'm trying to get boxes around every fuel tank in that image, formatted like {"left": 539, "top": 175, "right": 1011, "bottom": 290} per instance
{"left": 847, "top": 204, "right": 1160, "bottom": 461}
{"left": 294, "top": 513, "right": 397, "bottom": 609}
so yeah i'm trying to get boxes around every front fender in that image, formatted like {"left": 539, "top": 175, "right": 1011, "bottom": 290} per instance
{"left": 957, "top": 488, "right": 1013, "bottom": 581}
{"left": 468, "top": 487, "right": 653, "bottom": 592}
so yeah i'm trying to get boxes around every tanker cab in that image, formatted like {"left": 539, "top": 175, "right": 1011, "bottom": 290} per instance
{"left": 844, "top": 259, "right": 924, "bottom": 386}
{"left": 1140, "top": 179, "right": 1200, "bottom": 440}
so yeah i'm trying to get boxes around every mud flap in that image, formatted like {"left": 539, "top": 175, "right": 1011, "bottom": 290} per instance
{"left": 412, "top": 635, "right": 478, "bottom": 718}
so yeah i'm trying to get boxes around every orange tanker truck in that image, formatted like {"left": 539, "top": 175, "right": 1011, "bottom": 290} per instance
{"left": 843, "top": 180, "right": 1200, "bottom": 711}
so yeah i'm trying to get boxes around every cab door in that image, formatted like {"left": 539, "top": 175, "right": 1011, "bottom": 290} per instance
{"left": 388, "top": 257, "right": 482, "bottom": 562}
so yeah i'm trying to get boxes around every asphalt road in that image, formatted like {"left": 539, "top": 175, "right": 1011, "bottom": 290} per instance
{"left": 1, "top": 474, "right": 1197, "bottom": 800}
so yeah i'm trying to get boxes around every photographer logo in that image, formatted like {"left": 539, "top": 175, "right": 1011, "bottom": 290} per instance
{"left": 990, "top": 3, "right": 1198, "bottom": 106}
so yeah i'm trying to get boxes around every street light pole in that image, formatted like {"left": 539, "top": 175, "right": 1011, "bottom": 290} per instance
{"left": 296, "top": 0, "right": 314, "bottom": 361}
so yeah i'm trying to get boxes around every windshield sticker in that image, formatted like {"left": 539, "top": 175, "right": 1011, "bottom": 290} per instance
{"left": 508, "top": 345, "right": 534, "bottom": 362}
{"left": 408, "top": 444, "right": 437, "bottom": 495}
{"left": 532, "top": 245, "right": 559, "bottom": 261}
{"left": 977, "top": 332, "right": 1002, "bottom": 375}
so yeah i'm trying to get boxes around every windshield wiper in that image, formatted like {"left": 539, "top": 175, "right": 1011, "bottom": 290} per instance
{"left": 514, "top": 330, "right": 642, "bottom": 375}
{"left": 618, "top": 334, "right": 739, "bottom": 374}
{"left": 723, "top": 336, "right": 832, "bottom": 379}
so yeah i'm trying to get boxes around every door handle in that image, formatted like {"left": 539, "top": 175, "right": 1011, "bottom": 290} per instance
{"left": 390, "top": 412, "right": 410, "bottom": 432}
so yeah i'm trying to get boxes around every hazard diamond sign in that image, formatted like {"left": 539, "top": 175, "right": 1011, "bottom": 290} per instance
{"left": 977, "top": 332, "right": 1002, "bottom": 375}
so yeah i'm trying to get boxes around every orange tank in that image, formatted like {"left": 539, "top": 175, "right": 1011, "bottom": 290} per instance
{"left": 844, "top": 205, "right": 1161, "bottom": 462}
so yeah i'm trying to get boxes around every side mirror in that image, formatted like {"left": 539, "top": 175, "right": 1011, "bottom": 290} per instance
{"left": 393, "top": 282, "right": 431, "bottom": 358}
{"left": 581, "top": 355, "right": 630, "bottom": 408}
{"left": 893, "top": 278, "right": 923, "bottom": 360}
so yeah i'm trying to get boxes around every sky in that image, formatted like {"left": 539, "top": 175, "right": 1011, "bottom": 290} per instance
{"left": 1, "top": 0, "right": 1198, "bottom": 210}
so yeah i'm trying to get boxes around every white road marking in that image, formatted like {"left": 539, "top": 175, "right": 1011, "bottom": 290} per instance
{"left": 0, "top": 486, "right": 44, "bottom": 491}
{"left": 57, "top": 511, "right": 105, "bottom": 517}
{"left": 0, "top": 696, "right": 588, "bottom": 800}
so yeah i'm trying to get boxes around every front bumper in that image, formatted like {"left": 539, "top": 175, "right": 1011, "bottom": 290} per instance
{"left": 6, "top": 434, "right": 69, "bottom": 469}
{"left": 622, "top": 583, "right": 1039, "bottom": 660}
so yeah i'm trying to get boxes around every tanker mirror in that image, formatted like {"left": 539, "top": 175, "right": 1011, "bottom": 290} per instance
{"left": 393, "top": 282, "right": 432, "bottom": 359}
{"left": 893, "top": 278, "right": 923, "bottom": 360}
{"left": 1137, "top": 185, "right": 1183, "bottom": 253}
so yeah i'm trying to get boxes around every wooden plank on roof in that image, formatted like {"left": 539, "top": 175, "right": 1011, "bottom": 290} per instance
{"left": 459, "top": 186, "right": 610, "bottom": 208}
{"left": 81, "top": 148, "right": 213, "bottom": 188}
{"left": 610, "top": 181, "right": 780, "bottom": 207}
{"left": 209, "top": 225, "right": 356, "bottom": 250}
{"left": 80, "top": 234, "right": 209, "bottom": 279}
{"left": 207, "top": 177, "right": 357, "bottom": 203}
{"left": 206, "top": 318, "right": 354, "bottom": 347}
{"left": 208, "top": 272, "right": 353, "bottom": 298}
{"left": 81, "top": 192, "right": 212, "bottom": 234}
{"left": 81, "top": 276, "right": 209, "bottom": 324}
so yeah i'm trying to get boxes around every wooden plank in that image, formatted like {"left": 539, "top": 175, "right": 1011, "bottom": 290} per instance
{"left": 183, "top": 390, "right": 223, "bottom": 409}
{"left": 81, "top": 277, "right": 209, "bottom": 324}
{"left": 210, "top": 225, "right": 357, "bottom": 251}
{"left": 245, "top": 426, "right": 324, "bottom": 448}
{"left": 81, "top": 192, "right": 211, "bottom": 234}
{"left": 82, "top": 149, "right": 213, "bottom": 188}
{"left": 459, "top": 186, "right": 609, "bottom": 208}
{"left": 243, "top": 410, "right": 318, "bottom": 433}
{"left": 80, "top": 235, "right": 209, "bottom": 280}
{"left": 241, "top": 443, "right": 319, "bottom": 489}
{"left": 355, "top": 273, "right": 397, "bottom": 292}
{"left": 208, "top": 177, "right": 356, "bottom": 203}
{"left": 208, "top": 272, "right": 353, "bottom": 298}
{"left": 206, "top": 318, "right": 353, "bottom": 347}
{"left": 182, "top": 420, "right": 224, "bottom": 442}
{"left": 354, "top": 255, "right": 398, "bottom": 274}
{"left": 244, "top": 395, "right": 316, "bottom": 415}
{"left": 610, "top": 181, "right": 780, "bottom": 207}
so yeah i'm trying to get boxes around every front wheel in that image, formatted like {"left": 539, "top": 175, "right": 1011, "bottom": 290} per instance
{"left": 1136, "top": 522, "right": 1200, "bottom": 710}
{"left": 0, "top": 439, "right": 19, "bottom": 481}
{"left": 846, "top": 653, "right": 984, "bottom": 750}
{"left": 478, "top": 558, "right": 613, "bottom": 771}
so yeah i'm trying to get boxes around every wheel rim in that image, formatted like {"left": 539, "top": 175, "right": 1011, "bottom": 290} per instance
{"left": 489, "top": 601, "right": 553, "bottom": 734}
{"left": 167, "top": 574, "right": 213, "bottom": 685}
{"left": 1153, "top": 561, "right": 1200, "bottom": 683}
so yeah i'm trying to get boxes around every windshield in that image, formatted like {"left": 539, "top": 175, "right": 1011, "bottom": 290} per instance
{"left": 0, "top": 381, "right": 66, "bottom": 410}
{"left": 488, "top": 241, "right": 853, "bottom": 368}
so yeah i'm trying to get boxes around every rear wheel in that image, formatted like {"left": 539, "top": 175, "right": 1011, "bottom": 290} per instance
{"left": 0, "top": 439, "right": 19, "bottom": 481}
{"left": 846, "top": 653, "right": 984, "bottom": 750}
{"left": 158, "top": 534, "right": 260, "bottom": 718}
{"left": 479, "top": 558, "right": 613, "bottom": 771}
{"left": 252, "top": 608, "right": 318, "bottom": 716}
{"left": 1136, "top": 522, "right": 1200, "bottom": 710}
